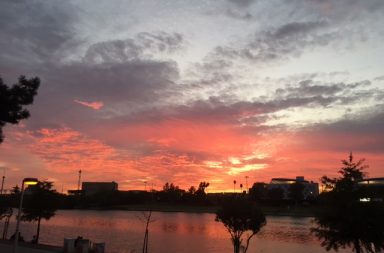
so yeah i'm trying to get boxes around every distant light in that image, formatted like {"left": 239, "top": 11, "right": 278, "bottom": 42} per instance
{"left": 23, "top": 178, "right": 39, "bottom": 185}
{"left": 359, "top": 198, "right": 371, "bottom": 202}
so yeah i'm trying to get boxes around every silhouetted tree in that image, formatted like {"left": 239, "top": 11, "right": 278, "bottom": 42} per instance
{"left": 140, "top": 210, "right": 153, "bottom": 253}
{"left": 11, "top": 185, "right": 20, "bottom": 195}
{"left": 196, "top": 181, "right": 210, "bottom": 196}
{"left": 188, "top": 186, "right": 196, "bottom": 195}
{"left": 233, "top": 180, "right": 237, "bottom": 193}
{"left": 216, "top": 198, "right": 266, "bottom": 253}
{"left": 161, "top": 182, "right": 184, "bottom": 202}
{"left": 312, "top": 153, "right": 384, "bottom": 253}
{"left": 321, "top": 152, "right": 367, "bottom": 192}
{"left": 0, "top": 76, "right": 40, "bottom": 143}
{"left": 22, "top": 181, "right": 59, "bottom": 243}
{"left": 0, "top": 194, "right": 13, "bottom": 240}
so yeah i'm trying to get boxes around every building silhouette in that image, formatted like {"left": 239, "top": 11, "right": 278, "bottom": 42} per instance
{"left": 267, "top": 176, "right": 319, "bottom": 200}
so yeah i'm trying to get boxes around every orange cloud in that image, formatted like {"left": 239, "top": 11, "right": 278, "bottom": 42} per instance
{"left": 2, "top": 117, "right": 384, "bottom": 193}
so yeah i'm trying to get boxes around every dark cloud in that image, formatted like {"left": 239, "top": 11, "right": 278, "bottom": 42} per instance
{"left": 225, "top": 9, "right": 253, "bottom": 20}
{"left": 299, "top": 104, "right": 384, "bottom": 153}
{"left": 227, "top": 0, "right": 257, "bottom": 8}
{"left": 104, "top": 78, "right": 372, "bottom": 131}
{"left": 275, "top": 80, "right": 371, "bottom": 98}
{"left": 24, "top": 58, "right": 180, "bottom": 131}
{"left": 83, "top": 32, "right": 184, "bottom": 64}
{"left": 0, "top": 0, "right": 79, "bottom": 66}
{"left": 307, "top": 0, "right": 384, "bottom": 14}
{"left": 272, "top": 21, "right": 326, "bottom": 39}
{"left": 7, "top": 29, "right": 185, "bottom": 131}
{"left": 212, "top": 20, "right": 335, "bottom": 63}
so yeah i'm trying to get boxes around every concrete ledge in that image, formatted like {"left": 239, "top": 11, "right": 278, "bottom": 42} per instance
{"left": 0, "top": 239, "right": 62, "bottom": 253}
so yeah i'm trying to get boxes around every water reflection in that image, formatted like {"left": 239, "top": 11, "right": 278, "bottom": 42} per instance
{"left": 258, "top": 216, "right": 316, "bottom": 244}
{"left": 4, "top": 210, "right": 350, "bottom": 253}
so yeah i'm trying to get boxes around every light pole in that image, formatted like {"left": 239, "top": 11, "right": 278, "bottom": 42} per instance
{"left": 1, "top": 168, "right": 5, "bottom": 195}
{"left": 245, "top": 176, "right": 249, "bottom": 194}
{"left": 1, "top": 175, "right": 5, "bottom": 195}
{"left": 13, "top": 177, "right": 39, "bottom": 253}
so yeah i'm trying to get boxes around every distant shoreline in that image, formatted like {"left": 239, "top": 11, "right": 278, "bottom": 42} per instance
{"left": 67, "top": 204, "right": 317, "bottom": 217}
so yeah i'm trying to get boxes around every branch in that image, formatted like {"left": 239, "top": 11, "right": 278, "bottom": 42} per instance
{"left": 243, "top": 232, "right": 256, "bottom": 253}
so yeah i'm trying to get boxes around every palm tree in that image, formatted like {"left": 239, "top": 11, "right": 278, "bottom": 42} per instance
{"left": 233, "top": 180, "right": 236, "bottom": 193}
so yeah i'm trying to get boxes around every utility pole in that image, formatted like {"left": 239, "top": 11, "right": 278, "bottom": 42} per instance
{"left": 245, "top": 176, "right": 249, "bottom": 193}
{"left": 77, "top": 170, "right": 82, "bottom": 191}
{"left": 0, "top": 168, "right": 5, "bottom": 195}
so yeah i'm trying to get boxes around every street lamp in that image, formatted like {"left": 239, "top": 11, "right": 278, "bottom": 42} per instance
{"left": 13, "top": 177, "right": 39, "bottom": 253}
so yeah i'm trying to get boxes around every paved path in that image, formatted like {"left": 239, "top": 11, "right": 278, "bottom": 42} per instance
{"left": 0, "top": 240, "right": 62, "bottom": 253}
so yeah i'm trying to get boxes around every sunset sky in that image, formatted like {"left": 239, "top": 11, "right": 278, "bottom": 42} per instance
{"left": 1, "top": 0, "right": 384, "bottom": 193}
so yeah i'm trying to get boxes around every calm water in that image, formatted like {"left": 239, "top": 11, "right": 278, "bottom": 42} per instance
{"left": 4, "top": 210, "right": 349, "bottom": 253}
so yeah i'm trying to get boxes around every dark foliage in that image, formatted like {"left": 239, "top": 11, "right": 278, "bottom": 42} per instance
{"left": 312, "top": 153, "right": 384, "bottom": 253}
{"left": 0, "top": 76, "right": 40, "bottom": 143}
{"left": 22, "top": 181, "right": 59, "bottom": 243}
{"left": 216, "top": 197, "right": 266, "bottom": 253}
{"left": 321, "top": 152, "right": 367, "bottom": 192}
{"left": 196, "top": 181, "right": 210, "bottom": 196}
{"left": 0, "top": 194, "right": 12, "bottom": 219}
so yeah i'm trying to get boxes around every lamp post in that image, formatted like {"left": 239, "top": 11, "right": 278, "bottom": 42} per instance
{"left": 13, "top": 177, "right": 39, "bottom": 253}
{"left": 1, "top": 168, "right": 5, "bottom": 194}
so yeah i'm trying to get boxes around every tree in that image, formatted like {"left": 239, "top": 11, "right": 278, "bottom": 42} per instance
{"left": 233, "top": 180, "right": 236, "bottom": 193}
{"left": 312, "top": 153, "right": 384, "bottom": 253}
{"left": 0, "top": 194, "right": 12, "bottom": 240}
{"left": 321, "top": 152, "right": 367, "bottom": 192}
{"left": 187, "top": 186, "right": 196, "bottom": 195}
{"left": 0, "top": 194, "right": 12, "bottom": 218}
{"left": 216, "top": 198, "right": 266, "bottom": 253}
{"left": 0, "top": 76, "right": 40, "bottom": 143}
{"left": 139, "top": 210, "right": 154, "bottom": 253}
{"left": 196, "top": 181, "right": 209, "bottom": 196}
{"left": 22, "top": 181, "right": 59, "bottom": 243}
{"left": 11, "top": 185, "right": 21, "bottom": 195}
{"left": 160, "top": 182, "right": 184, "bottom": 202}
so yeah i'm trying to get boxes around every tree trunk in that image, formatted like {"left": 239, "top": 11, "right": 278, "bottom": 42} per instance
{"left": 36, "top": 216, "right": 42, "bottom": 243}
{"left": 233, "top": 237, "right": 240, "bottom": 253}
{"left": 354, "top": 239, "right": 361, "bottom": 253}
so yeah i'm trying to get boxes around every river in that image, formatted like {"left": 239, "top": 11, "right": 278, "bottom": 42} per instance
{"left": 4, "top": 210, "right": 349, "bottom": 253}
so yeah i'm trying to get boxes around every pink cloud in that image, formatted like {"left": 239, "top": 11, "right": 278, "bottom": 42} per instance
{"left": 74, "top": 99, "right": 104, "bottom": 110}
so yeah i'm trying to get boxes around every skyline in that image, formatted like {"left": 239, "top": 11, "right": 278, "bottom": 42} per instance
{"left": 1, "top": 0, "right": 384, "bottom": 192}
